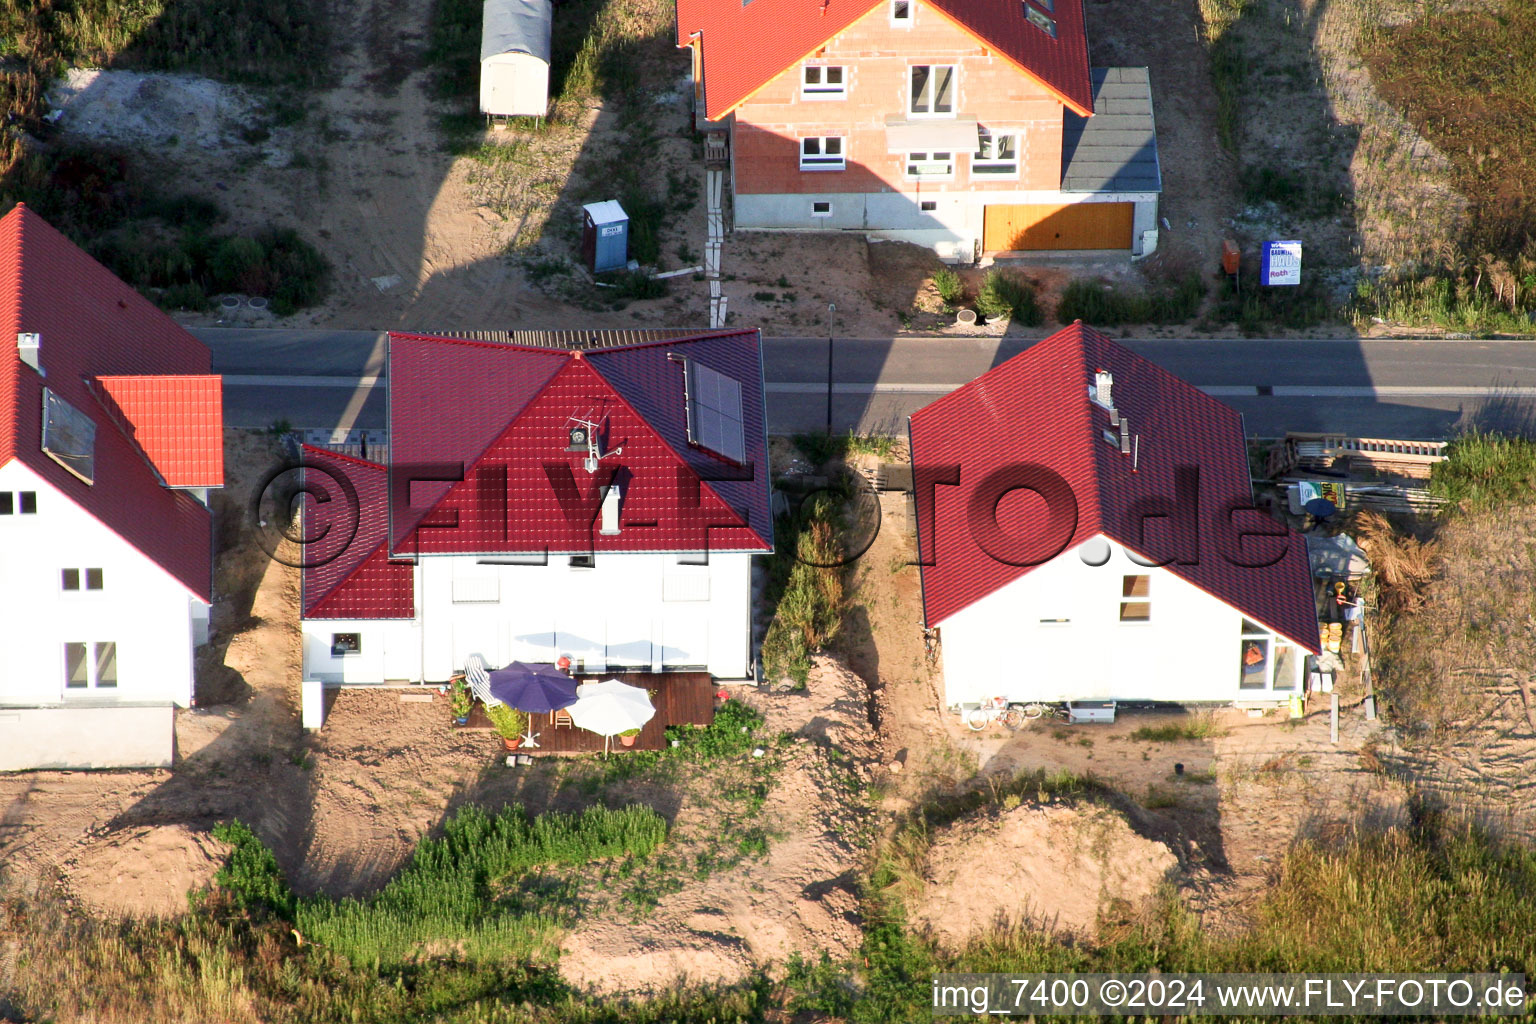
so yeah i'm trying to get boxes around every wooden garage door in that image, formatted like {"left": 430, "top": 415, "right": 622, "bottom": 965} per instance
{"left": 983, "top": 203, "right": 1134, "bottom": 251}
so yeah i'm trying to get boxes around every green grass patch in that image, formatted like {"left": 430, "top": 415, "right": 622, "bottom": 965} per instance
{"left": 1430, "top": 430, "right": 1536, "bottom": 514}
{"left": 1351, "top": 268, "right": 1536, "bottom": 335}
{"left": 1128, "top": 714, "right": 1230, "bottom": 742}
{"left": 1057, "top": 273, "right": 1206, "bottom": 326}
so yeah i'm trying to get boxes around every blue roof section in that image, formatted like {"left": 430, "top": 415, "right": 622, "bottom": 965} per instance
{"left": 588, "top": 330, "right": 773, "bottom": 551}
{"left": 1061, "top": 67, "right": 1163, "bottom": 194}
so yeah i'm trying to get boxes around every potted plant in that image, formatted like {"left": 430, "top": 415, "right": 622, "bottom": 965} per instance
{"left": 485, "top": 703, "right": 526, "bottom": 751}
{"left": 449, "top": 676, "right": 473, "bottom": 725}
{"left": 618, "top": 728, "right": 641, "bottom": 748}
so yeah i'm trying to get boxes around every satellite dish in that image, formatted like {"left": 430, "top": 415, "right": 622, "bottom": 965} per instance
{"left": 1304, "top": 497, "right": 1338, "bottom": 520}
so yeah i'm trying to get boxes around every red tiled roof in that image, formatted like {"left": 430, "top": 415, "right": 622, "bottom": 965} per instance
{"left": 0, "top": 204, "right": 214, "bottom": 601}
{"left": 387, "top": 331, "right": 773, "bottom": 557}
{"left": 908, "top": 323, "right": 1319, "bottom": 651}
{"left": 89, "top": 375, "right": 224, "bottom": 487}
{"left": 677, "top": 0, "right": 1093, "bottom": 120}
{"left": 307, "top": 330, "right": 773, "bottom": 618}
{"left": 300, "top": 446, "right": 415, "bottom": 619}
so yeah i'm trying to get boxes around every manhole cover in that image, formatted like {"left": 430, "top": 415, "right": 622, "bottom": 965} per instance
{"left": 248, "top": 296, "right": 269, "bottom": 309}
{"left": 220, "top": 296, "right": 241, "bottom": 309}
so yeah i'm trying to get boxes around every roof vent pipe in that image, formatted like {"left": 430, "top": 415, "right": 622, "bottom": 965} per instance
{"left": 17, "top": 333, "right": 41, "bottom": 374}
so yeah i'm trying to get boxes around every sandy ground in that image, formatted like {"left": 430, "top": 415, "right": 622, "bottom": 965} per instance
{"left": 559, "top": 658, "right": 876, "bottom": 993}
{"left": 915, "top": 801, "right": 1178, "bottom": 948}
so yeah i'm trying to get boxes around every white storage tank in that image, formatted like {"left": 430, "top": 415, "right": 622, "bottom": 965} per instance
{"left": 480, "top": 0, "right": 552, "bottom": 118}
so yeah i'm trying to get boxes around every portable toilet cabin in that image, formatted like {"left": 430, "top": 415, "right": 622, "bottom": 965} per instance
{"left": 582, "top": 201, "right": 630, "bottom": 274}
{"left": 480, "top": 0, "right": 552, "bottom": 118}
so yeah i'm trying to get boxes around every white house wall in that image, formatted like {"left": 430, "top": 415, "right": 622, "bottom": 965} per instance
{"left": 0, "top": 460, "right": 202, "bottom": 710}
{"left": 302, "top": 551, "right": 753, "bottom": 683}
{"left": 937, "top": 535, "right": 1308, "bottom": 707}
{"left": 734, "top": 190, "right": 1161, "bottom": 261}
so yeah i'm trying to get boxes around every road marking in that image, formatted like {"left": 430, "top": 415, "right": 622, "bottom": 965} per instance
{"left": 226, "top": 376, "right": 1536, "bottom": 400}
{"left": 225, "top": 374, "right": 384, "bottom": 388}
{"left": 766, "top": 383, "right": 1536, "bottom": 398}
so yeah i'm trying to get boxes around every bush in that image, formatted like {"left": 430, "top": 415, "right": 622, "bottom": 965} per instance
{"left": 931, "top": 266, "right": 965, "bottom": 305}
{"left": 975, "top": 269, "right": 1042, "bottom": 325}
{"left": 258, "top": 227, "right": 330, "bottom": 314}
{"left": 211, "top": 820, "right": 295, "bottom": 918}
{"left": 160, "top": 281, "right": 209, "bottom": 311}
{"left": 211, "top": 235, "right": 270, "bottom": 294}
{"left": 1057, "top": 273, "right": 1206, "bottom": 325}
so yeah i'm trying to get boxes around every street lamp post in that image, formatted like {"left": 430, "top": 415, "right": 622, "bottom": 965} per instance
{"left": 825, "top": 303, "right": 836, "bottom": 436}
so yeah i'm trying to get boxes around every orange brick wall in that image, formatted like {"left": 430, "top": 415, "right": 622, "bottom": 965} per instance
{"left": 731, "top": 1, "right": 1066, "bottom": 196}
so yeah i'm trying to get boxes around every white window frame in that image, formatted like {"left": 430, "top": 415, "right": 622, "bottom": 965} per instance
{"left": 908, "top": 64, "right": 957, "bottom": 118}
{"left": 973, "top": 128, "right": 1020, "bottom": 177}
{"left": 800, "top": 136, "right": 846, "bottom": 172}
{"left": 1240, "top": 619, "right": 1298, "bottom": 691}
{"left": 64, "top": 641, "right": 117, "bottom": 692}
{"left": 811, "top": 200, "right": 833, "bottom": 218}
{"left": 904, "top": 151, "right": 954, "bottom": 180}
{"left": 890, "top": 0, "right": 913, "bottom": 25}
{"left": 800, "top": 64, "right": 846, "bottom": 99}
{"left": 331, "top": 632, "right": 362, "bottom": 657}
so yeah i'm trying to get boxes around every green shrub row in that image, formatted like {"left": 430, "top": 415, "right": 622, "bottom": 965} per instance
{"left": 975, "top": 269, "right": 1043, "bottom": 325}
{"left": 1057, "top": 273, "right": 1206, "bottom": 325}
{"left": 297, "top": 803, "right": 666, "bottom": 968}
{"left": 89, "top": 221, "right": 330, "bottom": 314}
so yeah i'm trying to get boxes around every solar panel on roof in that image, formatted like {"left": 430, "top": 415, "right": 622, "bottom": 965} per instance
{"left": 684, "top": 358, "right": 746, "bottom": 463}
{"left": 41, "top": 387, "right": 96, "bottom": 484}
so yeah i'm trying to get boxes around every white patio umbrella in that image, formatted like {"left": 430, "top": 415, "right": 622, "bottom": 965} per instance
{"left": 567, "top": 679, "right": 656, "bottom": 753}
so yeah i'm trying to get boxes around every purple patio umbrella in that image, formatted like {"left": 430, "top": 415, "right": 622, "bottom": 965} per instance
{"left": 486, "top": 661, "right": 579, "bottom": 713}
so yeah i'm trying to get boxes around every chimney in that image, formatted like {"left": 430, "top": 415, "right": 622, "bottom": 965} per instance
{"left": 17, "top": 333, "right": 41, "bottom": 374}
{"left": 599, "top": 484, "right": 622, "bottom": 535}
{"left": 1094, "top": 369, "right": 1113, "bottom": 408}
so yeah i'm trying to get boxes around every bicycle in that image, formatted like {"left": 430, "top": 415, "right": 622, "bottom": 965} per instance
{"left": 964, "top": 700, "right": 1024, "bottom": 731}
{"left": 1019, "top": 701, "right": 1069, "bottom": 721}
{"left": 920, "top": 624, "right": 940, "bottom": 667}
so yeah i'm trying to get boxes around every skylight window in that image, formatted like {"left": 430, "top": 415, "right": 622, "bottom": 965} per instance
{"left": 683, "top": 358, "right": 746, "bottom": 463}
{"left": 1024, "top": 1, "right": 1056, "bottom": 36}
{"left": 41, "top": 388, "right": 96, "bottom": 484}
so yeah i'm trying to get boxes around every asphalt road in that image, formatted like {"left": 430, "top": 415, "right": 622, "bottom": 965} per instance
{"left": 199, "top": 328, "right": 1536, "bottom": 439}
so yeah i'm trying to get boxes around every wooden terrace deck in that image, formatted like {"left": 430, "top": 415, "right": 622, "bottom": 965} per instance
{"left": 459, "top": 672, "right": 715, "bottom": 754}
